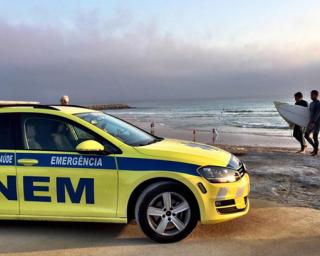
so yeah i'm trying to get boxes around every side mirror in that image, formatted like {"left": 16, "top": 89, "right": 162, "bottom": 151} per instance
{"left": 76, "top": 140, "right": 105, "bottom": 154}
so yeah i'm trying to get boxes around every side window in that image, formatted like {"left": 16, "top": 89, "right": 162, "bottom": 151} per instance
{"left": 0, "top": 114, "right": 14, "bottom": 149}
{"left": 22, "top": 115, "right": 116, "bottom": 152}
{"left": 73, "top": 126, "right": 95, "bottom": 141}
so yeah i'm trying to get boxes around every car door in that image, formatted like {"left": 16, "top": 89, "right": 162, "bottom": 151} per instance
{"left": 0, "top": 113, "right": 19, "bottom": 215}
{"left": 16, "top": 113, "right": 118, "bottom": 218}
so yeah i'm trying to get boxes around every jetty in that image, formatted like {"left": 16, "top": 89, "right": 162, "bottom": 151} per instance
{"left": 86, "top": 103, "right": 131, "bottom": 110}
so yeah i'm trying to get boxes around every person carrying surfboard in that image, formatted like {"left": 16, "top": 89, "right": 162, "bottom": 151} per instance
{"left": 293, "top": 92, "right": 308, "bottom": 153}
{"left": 305, "top": 90, "right": 320, "bottom": 156}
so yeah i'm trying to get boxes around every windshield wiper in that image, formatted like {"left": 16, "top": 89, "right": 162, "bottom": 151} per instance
{"left": 135, "top": 138, "right": 163, "bottom": 147}
{"left": 146, "top": 138, "right": 163, "bottom": 145}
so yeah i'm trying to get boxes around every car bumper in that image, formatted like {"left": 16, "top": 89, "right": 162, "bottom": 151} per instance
{"left": 199, "top": 173, "right": 250, "bottom": 224}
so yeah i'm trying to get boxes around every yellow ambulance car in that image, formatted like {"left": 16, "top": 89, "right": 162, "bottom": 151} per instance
{"left": 0, "top": 104, "right": 250, "bottom": 243}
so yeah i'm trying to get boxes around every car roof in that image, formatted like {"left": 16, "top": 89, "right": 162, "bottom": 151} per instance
{"left": 0, "top": 104, "right": 98, "bottom": 115}
{"left": 52, "top": 106, "right": 97, "bottom": 114}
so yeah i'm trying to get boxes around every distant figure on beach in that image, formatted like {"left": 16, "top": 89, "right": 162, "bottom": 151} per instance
{"left": 212, "top": 128, "right": 219, "bottom": 144}
{"left": 305, "top": 90, "right": 320, "bottom": 156}
{"left": 293, "top": 92, "right": 308, "bottom": 153}
{"left": 60, "top": 95, "right": 70, "bottom": 106}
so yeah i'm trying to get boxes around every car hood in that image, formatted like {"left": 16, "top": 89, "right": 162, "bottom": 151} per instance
{"left": 134, "top": 138, "right": 232, "bottom": 167}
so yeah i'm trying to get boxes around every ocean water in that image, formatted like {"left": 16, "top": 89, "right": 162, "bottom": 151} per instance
{"left": 106, "top": 97, "right": 294, "bottom": 138}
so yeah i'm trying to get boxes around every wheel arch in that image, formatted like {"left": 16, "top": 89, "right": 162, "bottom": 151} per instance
{"left": 127, "top": 177, "right": 201, "bottom": 222}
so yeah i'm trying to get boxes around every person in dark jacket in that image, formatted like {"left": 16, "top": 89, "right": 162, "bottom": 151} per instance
{"left": 293, "top": 92, "right": 308, "bottom": 153}
{"left": 305, "top": 90, "right": 320, "bottom": 156}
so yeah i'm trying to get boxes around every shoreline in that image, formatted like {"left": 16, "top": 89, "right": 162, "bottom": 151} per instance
{"left": 120, "top": 119, "right": 298, "bottom": 148}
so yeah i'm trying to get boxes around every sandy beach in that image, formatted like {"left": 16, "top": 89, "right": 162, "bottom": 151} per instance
{"left": 0, "top": 199, "right": 319, "bottom": 256}
{"left": 1, "top": 101, "right": 320, "bottom": 255}
{"left": 0, "top": 135, "right": 318, "bottom": 256}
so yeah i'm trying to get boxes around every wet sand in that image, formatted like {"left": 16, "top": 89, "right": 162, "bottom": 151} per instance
{"left": 220, "top": 145, "right": 320, "bottom": 209}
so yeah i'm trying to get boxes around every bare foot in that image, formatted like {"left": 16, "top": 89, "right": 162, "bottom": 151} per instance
{"left": 297, "top": 147, "right": 307, "bottom": 154}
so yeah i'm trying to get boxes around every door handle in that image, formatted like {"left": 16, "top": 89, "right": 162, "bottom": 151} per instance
{"left": 17, "top": 159, "right": 39, "bottom": 166}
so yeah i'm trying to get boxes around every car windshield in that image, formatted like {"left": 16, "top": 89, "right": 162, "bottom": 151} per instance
{"left": 76, "top": 112, "right": 161, "bottom": 146}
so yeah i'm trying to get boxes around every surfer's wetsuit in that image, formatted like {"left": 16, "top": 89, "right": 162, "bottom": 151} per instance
{"left": 305, "top": 99, "right": 320, "bottom": 153}
{"left": 293, "top": 100, "right": 308, "bottom": 151}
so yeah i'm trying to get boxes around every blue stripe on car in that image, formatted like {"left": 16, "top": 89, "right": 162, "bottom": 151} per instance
{"left": 11, "top": 153, "right": 200, "bottom": 176}
{"left": 117, "top": 157, "right": 200, "bottom": 176}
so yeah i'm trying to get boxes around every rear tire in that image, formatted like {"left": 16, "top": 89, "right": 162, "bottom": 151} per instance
{"left": 135, "top": 181, "right": 198, "bottom": 243}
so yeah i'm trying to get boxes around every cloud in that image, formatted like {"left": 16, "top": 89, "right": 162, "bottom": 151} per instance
{"left": 0, "top": 17, "right": 319, "bottom": 104}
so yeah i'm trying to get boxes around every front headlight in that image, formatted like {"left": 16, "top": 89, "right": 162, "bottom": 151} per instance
{"left": 197, "top": 166, "right": 241, "bottom": 183}
{"left": 227, "top": 155, "right": 241, "bottom": 169}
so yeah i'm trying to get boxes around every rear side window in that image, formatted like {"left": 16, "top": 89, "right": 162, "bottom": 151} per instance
{"left": 24, "top": 117, "right": 76, "bottom": 151}
{"left": 0, "top": 114, "right": 14, "bottom": 149}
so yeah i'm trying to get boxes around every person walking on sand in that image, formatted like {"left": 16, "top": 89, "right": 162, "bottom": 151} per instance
{"left": 305, "top": 90, "right": 320, "bottom": 156}
{"left": 60, "top": 95, "right": 70, "bottom": 106}
{"left": 293, "top": 92, "right": 308, "bottom": 153}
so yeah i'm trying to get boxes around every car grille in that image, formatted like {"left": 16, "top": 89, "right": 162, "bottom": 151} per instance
{"left": 215, "top": 197, "right": 248, "bottom": 215}
{"left": 215, "top": 199, "right": 235, "bottom": 207}
{"left": 217, "top": 206, "right": 246, "bottom": 214}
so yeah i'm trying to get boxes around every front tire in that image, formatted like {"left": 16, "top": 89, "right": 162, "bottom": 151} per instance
{"left": 135, "top": 181, "right": 198, "bottom": 243}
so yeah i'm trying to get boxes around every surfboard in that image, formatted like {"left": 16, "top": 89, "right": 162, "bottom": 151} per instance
{"left": 274, "top": 101, "right": 310, "bottom": 128}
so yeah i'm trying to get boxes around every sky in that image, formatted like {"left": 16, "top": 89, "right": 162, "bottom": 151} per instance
{"left": 0, "top": 0, "right": 320, "bottom": 104}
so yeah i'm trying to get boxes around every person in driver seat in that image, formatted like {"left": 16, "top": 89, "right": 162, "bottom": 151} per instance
{"left": 51, "top": 123, "right": 75, "bottom": 151}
